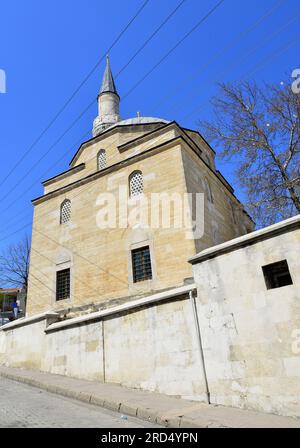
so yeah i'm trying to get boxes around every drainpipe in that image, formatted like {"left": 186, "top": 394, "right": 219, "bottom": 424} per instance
{"left": 189, "top": 289, "right": 210, "bottom": 404}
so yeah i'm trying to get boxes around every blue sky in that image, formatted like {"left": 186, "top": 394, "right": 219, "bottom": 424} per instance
{"left": 0, "top": 0, "right": 299, "bottom": 250}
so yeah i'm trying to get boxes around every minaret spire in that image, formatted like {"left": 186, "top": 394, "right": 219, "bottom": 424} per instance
{"left": 100, "top": 55, "right": 118, "bottom": 96}
{"left": 93, "top": 55, "right": 121, "bottom": 136}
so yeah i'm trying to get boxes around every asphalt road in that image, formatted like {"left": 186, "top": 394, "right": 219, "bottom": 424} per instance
{"left": 0, "top": 377, "right": 160, "bottom": 428}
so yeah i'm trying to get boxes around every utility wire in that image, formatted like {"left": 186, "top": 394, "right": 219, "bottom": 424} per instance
{"left": 2, "top": 129, "right": 92, "bottom": 214}
{"left": 184, "top": 27, "right": 300, "bottom": 121}
{"left": 0, "top": 0, "right": 150, "bottom": 190}
{"left": 115, "top": 0, "right": 188, "bottom": 78}
{"left": 0, "top": 0, "right": 187, "bottom": 205}
{"left": 157, "top": 0, "right": 289, "bottom": 114}
{"left": 122, "top": 0, "right": 226, "bottom": 100}
{"left": 4, "top": 0, "right": 297, "bottom": 245}
{"left": 245, "top": 32, "right": 300, "bottom": 79}
{"left": 32, "top": 228, "right": 129, "bottom": 287}
{"left": 30, "top": 247, "right": 109, "bottom": 306}
{"left": 0, "top": 0, "right": 292, "bottom": 241}
{"left": 0, "top": 0, "right": 223, "bottom": 211}
{"left": 0, "top": 127, "right": 177, "bottom": 241}
{"left": 0, "top": 124, "right": 176, "bottom": 234}
{"left": 0, "top": 103, "right": 95, "bottom": 204}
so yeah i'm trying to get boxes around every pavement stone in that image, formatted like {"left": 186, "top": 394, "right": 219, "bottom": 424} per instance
{"left": 0, "top": 366, "right": 299, "bottom": 428}
{"left": 0, "top": 376, "right": 160, "bottom": 428}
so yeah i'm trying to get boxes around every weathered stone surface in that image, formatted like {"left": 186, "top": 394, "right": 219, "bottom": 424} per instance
{"left": 27, "top": 121, "right": 251, "bottom": 317}
{"left": 1, "top": 366, "right": 299, "bottom": 428}
{"left": 191, "top": 217, "right": 300, "bottom": 418}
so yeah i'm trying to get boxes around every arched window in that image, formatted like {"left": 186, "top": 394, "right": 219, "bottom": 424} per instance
{"left": 60, "top": 199, "right": 71, "bottom": 224}
{"left": 129, "top": 170, "right": 143, "bottom": 197}
{"left": 97, "top": 149, "right": 106, "bottom": 171}
{"left": 204, "top": 179, "right": 214, "bottom": 203}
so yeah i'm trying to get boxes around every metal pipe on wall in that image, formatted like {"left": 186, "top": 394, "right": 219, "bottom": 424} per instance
{"left": 189, "top": 289, "right": 210, "bottom": 404}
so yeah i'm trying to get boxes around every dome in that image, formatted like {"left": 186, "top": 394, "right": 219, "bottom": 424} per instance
{"left": 117, "top": 117, "right": 169, "bottom": 125}
{"left": 105, "top": 116, "right": 170, "bottom": 132}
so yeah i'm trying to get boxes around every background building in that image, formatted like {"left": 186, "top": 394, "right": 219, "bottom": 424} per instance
{"left": 0, "top": 288, "right": 25, "bottom": 325}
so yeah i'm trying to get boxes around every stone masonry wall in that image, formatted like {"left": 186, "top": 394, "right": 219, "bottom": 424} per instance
{"left": 192, "top": 224, "right": 300, "bottom": 417}
{"left": 0, "top": 294, "right": 208, "bottom": 401}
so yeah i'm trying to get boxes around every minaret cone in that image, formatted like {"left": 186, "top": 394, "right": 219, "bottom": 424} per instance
{"left": 93, "top": 55, "right": 121, "bottom": 136}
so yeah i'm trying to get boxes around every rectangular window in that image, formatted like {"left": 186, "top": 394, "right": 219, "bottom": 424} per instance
{"left": 132, "top": 246, "right": 152, "bottom": 283}
{"left": 262, "top": 260, "right": 293, "bottom": 290}
{"left": 56, "top": 268, "right": 70, "bottom": 301}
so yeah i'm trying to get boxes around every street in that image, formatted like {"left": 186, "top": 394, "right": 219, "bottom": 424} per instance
{"left": 0, "top": 378, "right": 160, "bottom": 428}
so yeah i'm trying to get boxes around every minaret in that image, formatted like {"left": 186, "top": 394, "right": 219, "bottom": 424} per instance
{"left": 93, "top": 55, "right": 121, "bottom": 137}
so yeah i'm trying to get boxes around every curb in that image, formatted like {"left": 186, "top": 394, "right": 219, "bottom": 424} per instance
{"left": 0, "top": 370, "right": 201, "bottom": 428}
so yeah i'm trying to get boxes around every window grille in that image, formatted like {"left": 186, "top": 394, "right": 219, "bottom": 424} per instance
{"left": 132, "top": 246, "right": 152, "bottom": 283}
{"left": 129, "top": 171, "right": 143, "bottom": 197}
{"left": 56, "top": 268, "right": 70, "bottom": 301}
{"left": 97, "top": 149, "right": 106, "bottom": 171}
{"left": 60, "top": 200, "right": 71, "bottom": 224}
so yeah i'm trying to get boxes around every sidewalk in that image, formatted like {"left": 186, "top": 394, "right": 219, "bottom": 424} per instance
{"left": 0, "top": 366, "right": 299, "bottom": 428}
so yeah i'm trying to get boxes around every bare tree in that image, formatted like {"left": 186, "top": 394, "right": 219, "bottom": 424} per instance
{"left": 199, "top": 79, "right": 300, "bottom": 226}
{"left": 0, "top": 235, "right": 30, "bottom": 292}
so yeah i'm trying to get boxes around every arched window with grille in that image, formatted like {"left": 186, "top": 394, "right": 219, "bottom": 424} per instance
{"left": 97, "top": 149, "right": 107, "bottom": 171}
{"left": 60, "top": 199, "right": 71, "bottom": 224}
{"left": 129, "top": 170, "right": 143, "bottom": 197}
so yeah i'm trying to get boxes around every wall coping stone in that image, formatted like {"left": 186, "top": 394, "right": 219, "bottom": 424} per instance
{"left": 0, "top": 311, "right": 59, "bottom": 332}
{"left": 45, "top": 284, "right": 196, "bottom": 333}
{"left": 189, "top": 214, "right": 300, "bottom": 265}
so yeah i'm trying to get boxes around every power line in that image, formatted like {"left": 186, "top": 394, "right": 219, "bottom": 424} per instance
{"left": 0, "top": 119, "right": 180, "bottom": 235}
{"left": 0, "top": 0, "right": 288, "bottom": 241}
{"left": 245, "top": 32, "right": 300, "bottom": 79}
{"left": 1, "top": 2, "right": 292, "bottom": 238}
{"left": 2, "top": 130, "right": 92, "bottom": 214}
{"left": 115, "top": 0, "right": 188, "bottom": 78}
{"left": 122, "top": 0, "right": 226, "bottom": 100}
{"left": 0, "top": 0, "right": 187, "bottom": 206}
{"left": 31, "top": 229, "right": 128, "bottom": 287}
{"left": 184, "top": 28, "right": 300, "bottom": 119}
{"left": 0, "top": 103, "right": 95, "bottom": 204}
{"left": 30, "top": 247, "right": 110, "bottom": 305}
{"left": 0, "top": 7, "right": 296, "bottom": 239}
{"left": 0, "top": 0, "right": 223, "bottom": 212}
{"left": 0, "top": 126, "right": 176, "bottom": 241}
{"left": 0, "top": 0, "right": 150, "bottom": 190}
{"left": 3, "top": 0, "right": 295, "bottom": 243}
{"left": 155, "top": 0, "right": 288, "bottom": 115}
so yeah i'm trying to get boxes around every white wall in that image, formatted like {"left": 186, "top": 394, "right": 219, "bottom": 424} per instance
{"left": 104, "top": 297, "right": 207, "bottom": 401}
{"left": 192, "top": 225, "right": 300, "bottom": 417}
{"left": 42, "top": 321, "right": 104, "bottom": 381}
{"left": 0, "top": 330, "right": 6, "bottom": 364}
{"left": 1, "top": 219, "right": 299, "bottom": 420}
{"left": 2, "top": 320, "right": 47, "bottom": 370}
{"left": 0, "top": 293, "right": 208, "bottom": 402}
